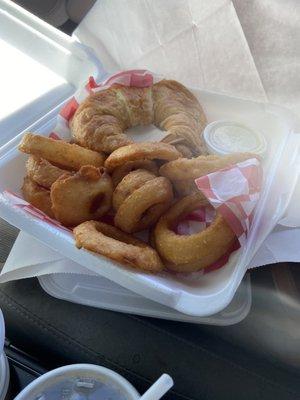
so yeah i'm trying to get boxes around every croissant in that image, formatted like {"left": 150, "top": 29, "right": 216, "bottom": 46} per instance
{"left": 70, "top": 80, "right": 207, "bottom": 156}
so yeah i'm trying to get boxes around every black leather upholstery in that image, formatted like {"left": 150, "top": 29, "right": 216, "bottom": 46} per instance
{"left": 0, "top": 269, "right": 299, "bottom": 399}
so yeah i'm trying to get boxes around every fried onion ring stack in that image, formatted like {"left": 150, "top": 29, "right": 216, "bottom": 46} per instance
{"left": 106, "top": 142, "right": 177, "bottom": 233}
{"left": 113, "top": 169, "right": 173, "bottom": 233}
{"left": 19, "top": 133, "right": 113, "bottom": 226}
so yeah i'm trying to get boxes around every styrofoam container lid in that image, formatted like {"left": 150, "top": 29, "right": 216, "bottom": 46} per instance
{"left": 38, "top": 272, "right": 251, "bottom": 326}
{"left": 14, "top": 364, "right": 139, "bottom": 400}
{"left": 203, "top": 120, "right": 267, "bottom": 156}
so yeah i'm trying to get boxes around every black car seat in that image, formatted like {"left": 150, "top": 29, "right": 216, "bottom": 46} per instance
{"left": 0, "top": 219, "right": 300, "bottom": 400}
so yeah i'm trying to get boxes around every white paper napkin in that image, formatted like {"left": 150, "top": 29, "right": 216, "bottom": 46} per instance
{"left": 75, "top": 0, "right": 300, "bottom": 121}
{"left": 74, "top": 0, "right": 267, "bottom": 102}
{"left": 232, "top": 0, "right": 300, "bottom": 117}
{"left": 0, "top": 232, "right": 93, "bottom": 282}
{"left": 74, "top": 0, "right": 266, "bottom": 101}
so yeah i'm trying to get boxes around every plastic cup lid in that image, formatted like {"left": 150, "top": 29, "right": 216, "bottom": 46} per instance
{"left": 14, "top": 364, "right": 139, "bottom": 400}
{"left": 203, "top": 120, "right": 267, "bottom": 156}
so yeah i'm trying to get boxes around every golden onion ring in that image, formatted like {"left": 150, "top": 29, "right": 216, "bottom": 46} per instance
{"left": 159, "top": 152, "right": 257, "bottom": 182}
{"left": 104, "top": 142, "right": 181, "bottom": 172}
{"left": 73, "top": 221, "right": 164, "bottom": 272}
{"left": 153, "top": 193, "right": 236, "bottom": 272}
{"left": 111, "top": 160, "right": 158, "bottom": 187}
{"left": 19, "top": 133, "right": 105, "bottom": 171}
{"left": 113, "top": 169, "right": 156, "bottom": 212}
{"left": 26, "top": 156, "right": 70, "bottom": 189}
{"left": 114, "top": 175, "right": 173, "bottom": 233}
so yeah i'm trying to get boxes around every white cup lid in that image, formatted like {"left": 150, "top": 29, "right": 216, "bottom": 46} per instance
{"left": 14, "top": 364, "right": 139, "bottom": 400}
{"left": 203, "top": 120, "right": 267, "bottom": 156}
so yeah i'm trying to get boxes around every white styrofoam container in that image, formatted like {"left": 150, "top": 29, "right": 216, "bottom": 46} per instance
{"left": 1, "top": 90, "right": 300, "bottom": 317}
{"left": 1, "top": 0, "right": 300, "bottom": 317}
{"left": 5, "top": 231, "right": 251, "bottom": 325}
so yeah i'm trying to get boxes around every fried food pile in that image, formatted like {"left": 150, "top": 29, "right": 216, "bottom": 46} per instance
{"left": 18, "top": 80, "right": 254, "bottom": 274}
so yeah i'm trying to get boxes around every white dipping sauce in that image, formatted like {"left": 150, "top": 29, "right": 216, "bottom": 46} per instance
{"left": 203, "top": 121, "right": 267, "bottom": 156}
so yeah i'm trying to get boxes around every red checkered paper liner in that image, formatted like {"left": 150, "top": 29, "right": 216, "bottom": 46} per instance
{"left": 176, "top": 208, "right": 216, "bottom": 236}
{"left": 195, "top": 157, "right": 263, "bottom": 246}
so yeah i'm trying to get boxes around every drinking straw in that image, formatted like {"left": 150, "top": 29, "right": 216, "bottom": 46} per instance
{"left": 139, "top": 374, "right": 174, "bottom": 400}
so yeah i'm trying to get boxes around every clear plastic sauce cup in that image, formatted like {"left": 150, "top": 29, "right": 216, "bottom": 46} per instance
{"left": 203, "top": 120, "right": 267, "bottom": 156}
